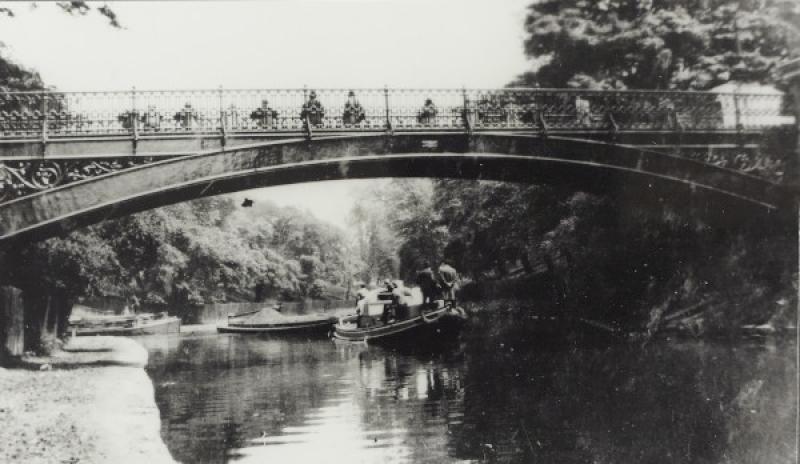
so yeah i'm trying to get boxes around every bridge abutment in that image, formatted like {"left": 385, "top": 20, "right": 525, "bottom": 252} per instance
{"left": 0, "top": 285, "right": 24, "bottom": 359}
{"left": 1, "top": 248, "right": 74, "bottom": 358}
{"left": 23, "top": 288, "right": 73, "bottom": 354}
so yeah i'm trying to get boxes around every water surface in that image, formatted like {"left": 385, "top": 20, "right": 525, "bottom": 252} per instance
{"left": 141, "top": 332, "right": 797, "bottom": 463}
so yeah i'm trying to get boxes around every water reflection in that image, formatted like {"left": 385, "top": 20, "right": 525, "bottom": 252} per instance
{"left": 141, "top": 334, "right": 796, "bottom": 464}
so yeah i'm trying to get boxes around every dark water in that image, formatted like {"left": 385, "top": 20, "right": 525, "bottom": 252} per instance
{"left": 141, "top": 331, "right": 797, "bottom": 464}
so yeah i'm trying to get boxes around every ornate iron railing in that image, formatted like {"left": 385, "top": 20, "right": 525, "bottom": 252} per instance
{"left": 0, "top": 87, "right": 794, "bottom": 204}
{"left": 0, "top": 87, "right": 793, "bottom": 138}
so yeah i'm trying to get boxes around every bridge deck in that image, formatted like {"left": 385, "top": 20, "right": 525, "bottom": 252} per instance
{"left": 0, "top": 87, "right": 795, "bottom": 203}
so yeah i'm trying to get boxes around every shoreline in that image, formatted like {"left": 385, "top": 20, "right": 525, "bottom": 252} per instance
{"left": 0, "top": 336, "right": 176, "bottom": 464}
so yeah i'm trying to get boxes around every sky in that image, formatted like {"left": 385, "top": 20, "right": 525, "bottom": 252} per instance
{"left": 0, "top": 0, "right": 533, "bottom": 227}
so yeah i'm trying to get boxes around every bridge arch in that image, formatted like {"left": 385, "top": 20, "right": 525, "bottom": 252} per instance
{"left": 0, "top": 133, "right": 792, "bottom": 246}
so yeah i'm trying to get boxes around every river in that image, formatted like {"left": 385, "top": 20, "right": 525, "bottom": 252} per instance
{"left": 140, "top": 328, "right": 797, "bottom": 463}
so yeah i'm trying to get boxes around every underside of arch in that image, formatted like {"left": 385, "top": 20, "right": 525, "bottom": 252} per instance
{"left": 0, "top": 133, "right": 793, "bottom": 247}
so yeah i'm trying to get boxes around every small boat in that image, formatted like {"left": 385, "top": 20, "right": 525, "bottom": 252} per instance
{"left": 217, "top": 304, "right": 337, "bottom": 335}
{"left": 69, "top": 312, "right": 181, "bottom": 336}
{"left": 332, "top": 297, "right": 467, "bottom": 345}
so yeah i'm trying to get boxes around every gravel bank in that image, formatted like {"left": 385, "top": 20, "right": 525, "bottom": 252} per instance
{"left": 0, "top": 337, "right": 175, "bottom": 464}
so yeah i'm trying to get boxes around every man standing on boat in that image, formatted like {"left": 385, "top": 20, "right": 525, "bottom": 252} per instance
{"left": 437, "top": 260, "right": 458, "bottom": 305}
{"left": 355, "top": 283, "right": 370, "bottom": 316}
{"left": 130, "top": 295, "right": 141, "bottom": 314}
{"left": 355, "top": 283, "right": 369, "bottom": 305}
{"left": 416, "top": 262, "right": 439, "bottom": 309}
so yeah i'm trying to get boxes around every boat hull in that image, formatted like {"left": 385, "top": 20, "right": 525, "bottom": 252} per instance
{"left": 217, "top": 318, "right": 335, "bottom": 335}
{"left": 71, "top": 317, "right": 181, "bottom": 336}
{"left": 332, "top": 306, "right": 466, "bottom": 345}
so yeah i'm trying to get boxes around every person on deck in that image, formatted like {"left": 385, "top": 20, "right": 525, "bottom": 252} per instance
{"left": 355, "top": 283, "right": 369, "bottom": 305}
{"left": 355, "top": 283, "right": 370, "bottom": 316}
{"left": 130, "top": 295, "right": 141, "bottom": 314}
{"left": 416, "top": 262, "right": 440, "bottom": 308}
{"left": 381, "top": 280, "right": 398, "bottom": 324}
{"left": 437, "top": 260, "right": 458, "bottom": 305}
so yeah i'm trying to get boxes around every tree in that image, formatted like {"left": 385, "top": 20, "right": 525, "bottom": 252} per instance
{"left": 348, "top": 181, "right": 401, "bottom": 284}
{"left": 0, "top": 2, "right": 121, "bottom": 28}
{"left": 513, "top": 0, "right": 800, "bottom": 89}
{"left": 1, "top": 2, "right": 121, "bottom": 94}
{"left": 2, "top": 230, "right": 122, "bottom": 352}
{"left": 386, "top": 180, "right": 448, "bottom": 281}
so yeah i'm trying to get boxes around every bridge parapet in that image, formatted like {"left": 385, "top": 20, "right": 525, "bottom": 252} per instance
{"left": 0, "top": 87, "right": 792, "bottom": 137}
{"left": 0, "top": 87, "right": 795, "bottom": 203}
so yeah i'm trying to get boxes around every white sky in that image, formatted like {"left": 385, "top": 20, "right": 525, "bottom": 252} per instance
{"left": 0, "top": 0, "right": 533, "bottom": 227}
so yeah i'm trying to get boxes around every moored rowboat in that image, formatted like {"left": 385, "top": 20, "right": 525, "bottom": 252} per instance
{"left": 69, "top": 313, "right": 181, "bottom": 336}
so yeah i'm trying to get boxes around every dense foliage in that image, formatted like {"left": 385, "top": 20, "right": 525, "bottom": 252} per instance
{"left": 360, "top": 178, "right": 796, "bottom": 330}
{"left": 4, "top": 197, "right": 351, "bottom": 308}
{"left": 513, "top": 0, "right": 800, "bottom": 89}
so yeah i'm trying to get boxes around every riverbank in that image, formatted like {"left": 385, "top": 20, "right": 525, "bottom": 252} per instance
{"left": 459, "top": 298, "right": 798, "bottom": 345}
{"left": 0, "top": 336, "right": 175, "bottom": 464}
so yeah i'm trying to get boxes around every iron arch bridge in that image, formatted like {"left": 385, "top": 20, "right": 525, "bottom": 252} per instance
{"left": 0, "top": 87, "right": 795, "bottom": 244}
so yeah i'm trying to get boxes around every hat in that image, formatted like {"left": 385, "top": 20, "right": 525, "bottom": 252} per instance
{"left": 348, "top": 90, "right": 355, "bottom": 97}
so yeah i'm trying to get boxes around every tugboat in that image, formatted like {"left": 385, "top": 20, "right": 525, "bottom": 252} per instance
{"left": 332, "top": 283, "right": 467, "bottom": 345}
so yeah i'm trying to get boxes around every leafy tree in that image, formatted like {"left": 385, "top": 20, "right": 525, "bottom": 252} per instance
{"left": 386, "top": 180, "right": 447, "bottom": 281}
{"left": 2, "top": 229, "right": 122, "bottom": 351}
{"left": 1, "top": 190, "right": 353, "bottom": 352}
{"left": 514, "top": 0, "right": 800, "bottom": 89}
{"left": 0, "top": 1, "right": 121, "bottom": 27}
{"left": 348, "top": 181, "right": 400, "bottom": 284}
{"left": 1, "top": 2, "right": 121, "bottom": 93}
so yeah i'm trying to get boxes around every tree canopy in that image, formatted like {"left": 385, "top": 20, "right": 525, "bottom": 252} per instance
{"left": 0, "top": 2, "right": 120, "bottom": 28}
{"left": 1, "top": 2, "right": 120, "bottom": 92}
{"left": 513, "top": 0, "right": 800, "bottom": 89}
{"left": 4, "top": 196, "right": 352, "bottom": 308}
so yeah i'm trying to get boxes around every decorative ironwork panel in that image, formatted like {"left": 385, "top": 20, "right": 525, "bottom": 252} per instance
{"left": 0, "top": 87, "right": 793, "bottom": 139}
{"left": 0, "top": 87, "right": 794, "bottom": 204}
{"left": 0, "top": 158, "right": 159, "bottom": 203}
